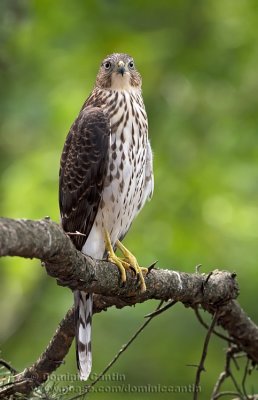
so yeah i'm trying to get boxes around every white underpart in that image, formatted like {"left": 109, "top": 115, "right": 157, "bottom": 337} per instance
{"left": 83, "top": 87, "right": 154, "bottom": 259}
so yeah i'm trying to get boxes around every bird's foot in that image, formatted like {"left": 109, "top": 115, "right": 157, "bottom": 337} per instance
{"left": 104, "top": 230, "right": 147, "bottom": 292}
{"left": 104, "top": 229, "right": 130, "bottom": 284}
{"left": 116, "top": 240, "right": 147, "bottom": 292}
{"left": 107, "top": 250, "right": 131, "bottom": 284}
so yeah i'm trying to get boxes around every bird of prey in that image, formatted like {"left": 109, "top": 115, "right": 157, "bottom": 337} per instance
{"left": 59, "top": 53, "right": 154, "bottom": 380}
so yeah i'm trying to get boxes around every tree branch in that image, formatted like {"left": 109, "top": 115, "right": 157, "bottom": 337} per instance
{"left": 0, "top": 217, "right": 239, "bottom": 302}
{"left": 0, "top": 217, "right": 258, "bottom": 398}
{"left": 194, "top": 311, "right": 219, "bottom": 400}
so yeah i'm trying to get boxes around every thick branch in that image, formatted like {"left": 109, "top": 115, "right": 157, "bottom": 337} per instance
{"left": 0, "top": 217, "right": 258, "bottom": 398}
{"left": 0, "top": 217, "right": 239, "bottom": 304}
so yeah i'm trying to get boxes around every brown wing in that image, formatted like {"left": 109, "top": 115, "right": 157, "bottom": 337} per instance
{"left": 59, "top": 106, "right": 110, "bottom": 250}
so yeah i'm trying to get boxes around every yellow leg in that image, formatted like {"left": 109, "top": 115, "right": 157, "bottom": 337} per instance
{"left": 116, "top": 241, "right": 147, "bottom": 292}
{"left": 104, "top": 229, "right": 130, "bottom": 284}
{"left": 104, "top": 230, "right": 147, "bottom": 292}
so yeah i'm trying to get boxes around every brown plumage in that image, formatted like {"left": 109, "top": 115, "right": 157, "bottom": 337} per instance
{"left": 59, "top": 108, "right": 110, "bottom": 250}
{"left": 59, "top": 53, "right": 153, "bottom": 380}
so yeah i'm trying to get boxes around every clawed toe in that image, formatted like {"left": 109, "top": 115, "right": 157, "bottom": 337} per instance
{"left": 104, "top": 229, "right": 147, "bottom": 292}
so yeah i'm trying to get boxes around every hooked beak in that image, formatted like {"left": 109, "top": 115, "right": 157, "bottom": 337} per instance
{"left": 117, "top": 60, "right": 125, "bottom": 76}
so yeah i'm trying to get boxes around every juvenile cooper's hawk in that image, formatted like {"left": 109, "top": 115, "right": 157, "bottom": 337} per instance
{"left": 59, "top": 53, "right": 154, "bottom": 380}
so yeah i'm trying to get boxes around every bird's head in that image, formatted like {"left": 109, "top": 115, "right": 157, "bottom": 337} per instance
{"left": 95, "top": 53, "right": 142, "bottom": 91}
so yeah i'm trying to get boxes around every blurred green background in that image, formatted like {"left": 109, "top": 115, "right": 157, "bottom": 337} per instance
{"left": 1, "top": 0, "right": 258, "bottom": 398}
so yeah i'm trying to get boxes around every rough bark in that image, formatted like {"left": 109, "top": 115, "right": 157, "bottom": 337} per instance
{"left": 0, "top": 217, "right": 257, "bottom": 398}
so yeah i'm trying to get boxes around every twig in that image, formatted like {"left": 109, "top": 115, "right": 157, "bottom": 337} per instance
{"left": 241, "top": 358, "right": 250, "bottom": 399}
{"left": 227, "top": 359, "right": 244, "bottom": 397}
{"left": 211, "top": 345, "right": 245, "bottom": 400}
{"left": 66, "top": 231, "right": 87, "bottom": 237}
{"left": 0, "top": 359, "right": 17, "bottom": 374}
{"left": 193, "top": 310, "right": 218, "bottom": 400}
{"left": 194, "top": 308, "right": 236, "bottom": 344}
{"left": 231, "top": 354, "right": 240, "bottom": 371}
{"left": 144, "top": 300, "right": 177, "bottom": 318}
{"left": 211, "top": 370, "right": 229, "bottom": 400}
{"left": 68, "top": 300, "right": 165, "bottom": 400}
{"left": 212, "top": 391, "right": 244, "bottom": 399}
{"left": 231, "top": 351, "right": 249, "bottom": 372}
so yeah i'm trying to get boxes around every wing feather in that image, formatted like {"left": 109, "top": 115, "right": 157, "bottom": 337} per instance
{"left": 59, "top": 106, "right": 110, "bottom": 250}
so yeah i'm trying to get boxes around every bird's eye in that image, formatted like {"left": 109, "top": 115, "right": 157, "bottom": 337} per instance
{"left": 103, "top": 61, "right": 111, "bottom": 70}
{"left": 128, "top": 61, "right": 134, "bottom": 69}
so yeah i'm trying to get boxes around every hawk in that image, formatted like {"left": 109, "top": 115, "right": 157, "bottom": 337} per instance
{"left": 59, "top": 53, "right": 154, "bottom": 380}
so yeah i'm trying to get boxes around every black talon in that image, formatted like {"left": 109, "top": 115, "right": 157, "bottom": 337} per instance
{"left": 136, "top": 273, "right": 140, "bottom": 284}
{"left": 129, "top": 266, "right": 137, "bottom": 275}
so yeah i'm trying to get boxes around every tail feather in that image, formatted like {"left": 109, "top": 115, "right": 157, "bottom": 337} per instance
{"left": 74, "top": 290, "right": 93, "bottom": 380}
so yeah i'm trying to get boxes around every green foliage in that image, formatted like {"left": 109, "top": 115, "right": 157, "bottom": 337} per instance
{"left": 1, "top": 0, "right": 258, "bottom": 398}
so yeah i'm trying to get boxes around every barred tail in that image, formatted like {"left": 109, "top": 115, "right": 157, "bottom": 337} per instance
{"left": 74, "top": 290, "right": 93, "bottom": 380}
